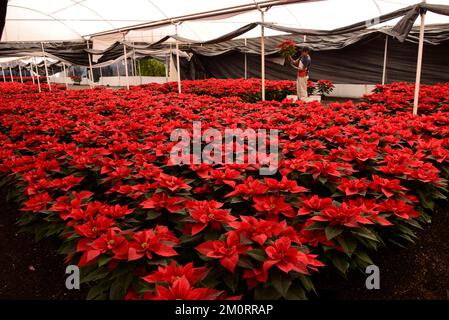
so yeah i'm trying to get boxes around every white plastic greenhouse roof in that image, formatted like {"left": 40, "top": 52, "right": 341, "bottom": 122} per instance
{"left": 2, "top": 0, "right": 449, "bottom": 43}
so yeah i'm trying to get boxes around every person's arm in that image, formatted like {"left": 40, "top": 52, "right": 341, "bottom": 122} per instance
{"left": 288, "top": 56, "right": 300, "bottom": 69}
{"left": 288, "top": 55, "right": 299, "bottom": 67}
{"left": 292, "top": 57, "right": 306, "bottom": 71}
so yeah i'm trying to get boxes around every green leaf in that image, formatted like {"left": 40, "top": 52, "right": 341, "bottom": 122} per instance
{"left": 254, "top": 286, "right": 282, "bottom": 300}
{"left": 351, "top": 227, "right": 379, "bottom": 242}
{"left": 87, "top": 282, "right": 109, "bottom": 300}
{"left": 133, "top": 279, "right": 154, "bottom": 294}
{"left": 223, "top": 273, "right": 239, "bottom": 293}
{"left": 109, "top": 272, "right": 134, "bottom": 300}
{"left": 97, "top": 255, "right": 113, "bottom": 267}
{"left": 417, "top": 189, "right": 434, "bottom": 209}
{"left": 304, "top": 221, "right": 327, "bottom": 231}
{"left": 318, "top": 176, "right": 327, "bottom": 184}
{"left": 271, "top": 271, "right": 292, "bottom": 297}
{"left": 146, "top": 210, "right": 161, "bottom": 220}
{"left": 247, "top": 249, "right": 266, "bottom": 262}
{"left": 229, "top": 197, "right": 243, "bottom": 204}
{"left": 431, "top": 189, "right": 447, "bottom": 200}
{"left": 337, "top": 236, "right": 357, "bottom": 256}
{"left": 332, "top": 255, "right": 350, "bottom": 275}
{"left": 81, "top": 267, "right": 110, "bottom": 283}
{"left": 236, "top": 256, "right": 254, "bottom": 269}
{"left": 396, "top": 223, "right": 417, "bottom": 238}
{"left": 325, "top": 226, "right": 344, "bottom": 240}
{"left": 354, "top": 250, "right": 373, "bottom": 265}
{"left": 285, "top": 286, "right": 307, "bottom": 300}
{"left": 298, "top": 275, "right": 316, "bottom": 294}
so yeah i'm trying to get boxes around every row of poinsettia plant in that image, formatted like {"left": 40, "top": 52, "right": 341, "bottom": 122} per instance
{"left": 1, "top": 76, "right": 48, "bottom": 83}
{"left": 0, "top": 80, "right": 448, "bottom": 300}
{"left": 143, "top": 78, "right": 334, "bottom": 102}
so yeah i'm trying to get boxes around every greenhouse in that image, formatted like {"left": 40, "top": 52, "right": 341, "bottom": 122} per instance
{"left": 1, "top": 0, "right": 449, "bottom": 307}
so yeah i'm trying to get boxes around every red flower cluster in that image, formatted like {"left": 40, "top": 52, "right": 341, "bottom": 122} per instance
{"left": 277, "top": 40, "right": 297, "bottom": 58}
{"left": 143, "top": 78, "right": 319, "bottom": 102}
{"left": 0, "top": 80, "right": 448, "bottom": 300}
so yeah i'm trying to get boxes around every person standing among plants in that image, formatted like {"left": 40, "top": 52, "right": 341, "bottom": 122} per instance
{"left": 288, "top": 47, "right": 312, "bottom": 100}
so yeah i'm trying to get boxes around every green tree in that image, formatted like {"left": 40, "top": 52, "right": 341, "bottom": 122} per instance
{"left": 138, "top": 58, "right": 166, "bottom": 76}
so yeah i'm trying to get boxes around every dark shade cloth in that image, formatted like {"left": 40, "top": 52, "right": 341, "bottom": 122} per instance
{"left": 391, "top": 4, "right": 449, "bottom": 42}
{"left": 182, "top": 24, "right": 449, "bottom": 84}
{"left": 0, "top": 41, "right": 90, "bottom": 65}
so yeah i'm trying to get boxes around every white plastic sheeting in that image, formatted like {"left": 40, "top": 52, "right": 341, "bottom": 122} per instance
{"left": 3, "top": 0, "right": 449, "bottom": 43}
{"left": 0, "top": 56, "right": 56, "bottom": 67}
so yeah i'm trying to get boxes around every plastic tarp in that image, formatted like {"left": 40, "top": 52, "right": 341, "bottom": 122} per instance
{"left": 3, "top": 0, "right": 449, "bottom": 43}
{"left": 1, "top": 1, "right": 449, "bottom": 83}
{"left": 2, "top": 19, "right": 449, "bottom": 68}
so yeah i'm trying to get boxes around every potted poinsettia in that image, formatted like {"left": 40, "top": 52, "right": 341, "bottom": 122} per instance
{"left": 305, "top": 80, "right": 335, "bottom": 102}
{"left": 70, "top": 75, "right": 81, "bottom": 85}
{"left": 306, "top": 80, "right": 322, "bottom": 102}
{"left": 316, "top": 80, "right": 335, "bottom": 97}
{"left": 277, "top": 40, "right": 297, "bottom": 63}
{"left": 307, "top": 80, "right": 316, "bottom": 96}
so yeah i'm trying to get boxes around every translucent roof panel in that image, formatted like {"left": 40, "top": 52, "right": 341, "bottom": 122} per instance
{"left": 2, "top": 0, "right": 449, "bottom": 42}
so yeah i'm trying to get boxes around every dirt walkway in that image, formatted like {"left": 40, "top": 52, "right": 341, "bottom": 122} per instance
{"left": 314, "top": 205, "right": 449, "bottom": 300}
{"left": 0, "top": 190, "right": 87, "bottom": 299}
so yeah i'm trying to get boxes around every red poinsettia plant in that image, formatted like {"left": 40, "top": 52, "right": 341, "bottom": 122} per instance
{"left": 316, "top": 80, "right": 335, "bottom": 96}
{"left": 0, "top": 79, "right": 448, "bottom": 301}
{"left": 277, "top": 40, "right": 298, "bottom": 59}
{"left": 70, "top": 75, "right": 81, "bottom": 84}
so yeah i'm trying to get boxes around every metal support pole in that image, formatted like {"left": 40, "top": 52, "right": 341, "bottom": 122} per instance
{"left": 86, "top": 40, "right": 94, "bottom": 88}
{"left": 138, "top": 59, "right": 142, "bottom": 85}
{"left": 382, "top": 35, "right": 389, "bottom": 85}
{"left": 123, "top": 41, "right": 130, "bottom": 90}
{"left": 116, "top": 62, "right": 121, "bottom": 86}
{"left": 62, "top": 63, "right": 68, "bottom": 89}
{"left": 9, "top": 67, "right": 13, "bottom": 82}
{"left": 99, "top": 66, "right": 103, "bottom": 86}
{"left": 175, "top": 24, "right": 181, "bottom": 94}
{"left": 1, "top": 66, "right": 5, "bottom": 82}
{"left": 33, "top": 58, "right": 41, "bottom": 92}
{"left": 132, "top": 43, "right": 138, "bottom": 78}
{"left": 244, "top": 38, "right": 247, "bottom": 79}
{"left": 260, "top": 9, "right": 266, "bottom": 101}
{"left": 30, "top": 65, "right": 35, "bottom": 84}
{"left": 413, "top": 4, "right": 426, "bottom": 116}
{"left": 41, "top": 43, "right": 52, "bottom": 91}
{"left": 18, "top": 64, "right": 23, "bottom": 83}
{"left": 129, "top": 53, "right": 134, "bottom": 77}
{"left": 165, "top": 53, "right": 169, "bottom": 83}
